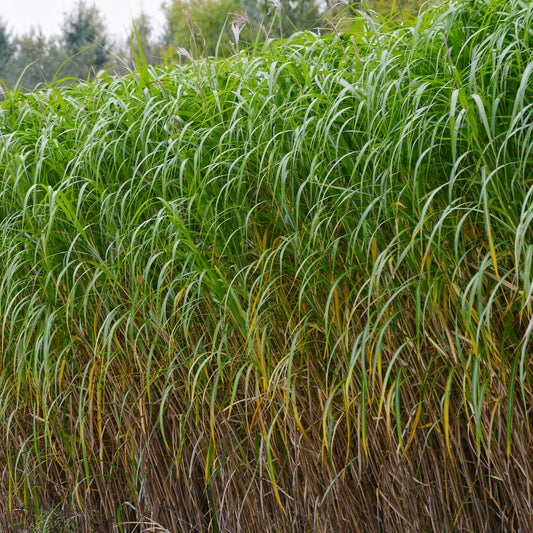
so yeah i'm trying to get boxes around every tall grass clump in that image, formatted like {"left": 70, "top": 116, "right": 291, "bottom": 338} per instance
{"left": 1, "top": 0, "right": 532, "bottom": 530}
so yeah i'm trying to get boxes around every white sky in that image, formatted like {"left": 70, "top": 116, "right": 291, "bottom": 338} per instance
{"left": 1, "top": 0, "right": 167, "bottom": 42}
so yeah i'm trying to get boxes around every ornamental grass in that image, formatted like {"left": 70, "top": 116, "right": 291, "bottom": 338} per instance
{"left": 1, "top": 0, "right": 532, "bottom": 530}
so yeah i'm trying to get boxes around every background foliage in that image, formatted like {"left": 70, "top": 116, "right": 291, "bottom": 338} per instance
{"left": 0, "top": 0, "right": 425, "bottom": 91}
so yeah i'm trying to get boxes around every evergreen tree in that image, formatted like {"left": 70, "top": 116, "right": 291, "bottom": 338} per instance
{"left": 60, "top": 0, "right": 110, "bottom": 78}
{"left": 0, "top": 2, "right": 115, "bottom": 91}
{"left": 128, "top": 12, "right": 161, "bottom": 66}
{"left": 2, "top": 29, "right": 64, "bottom": 91}
{"left": 0, "top": 19, "right": 15, "bottom": 79}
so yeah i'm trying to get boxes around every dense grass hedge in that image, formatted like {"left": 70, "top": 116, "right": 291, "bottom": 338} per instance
{"left": 1, "top": 0, "right": 532, "bottom": 530}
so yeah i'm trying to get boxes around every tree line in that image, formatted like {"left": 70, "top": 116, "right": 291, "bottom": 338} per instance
{"left": 0, "top": 0, "right": 425, "bottom": 92}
